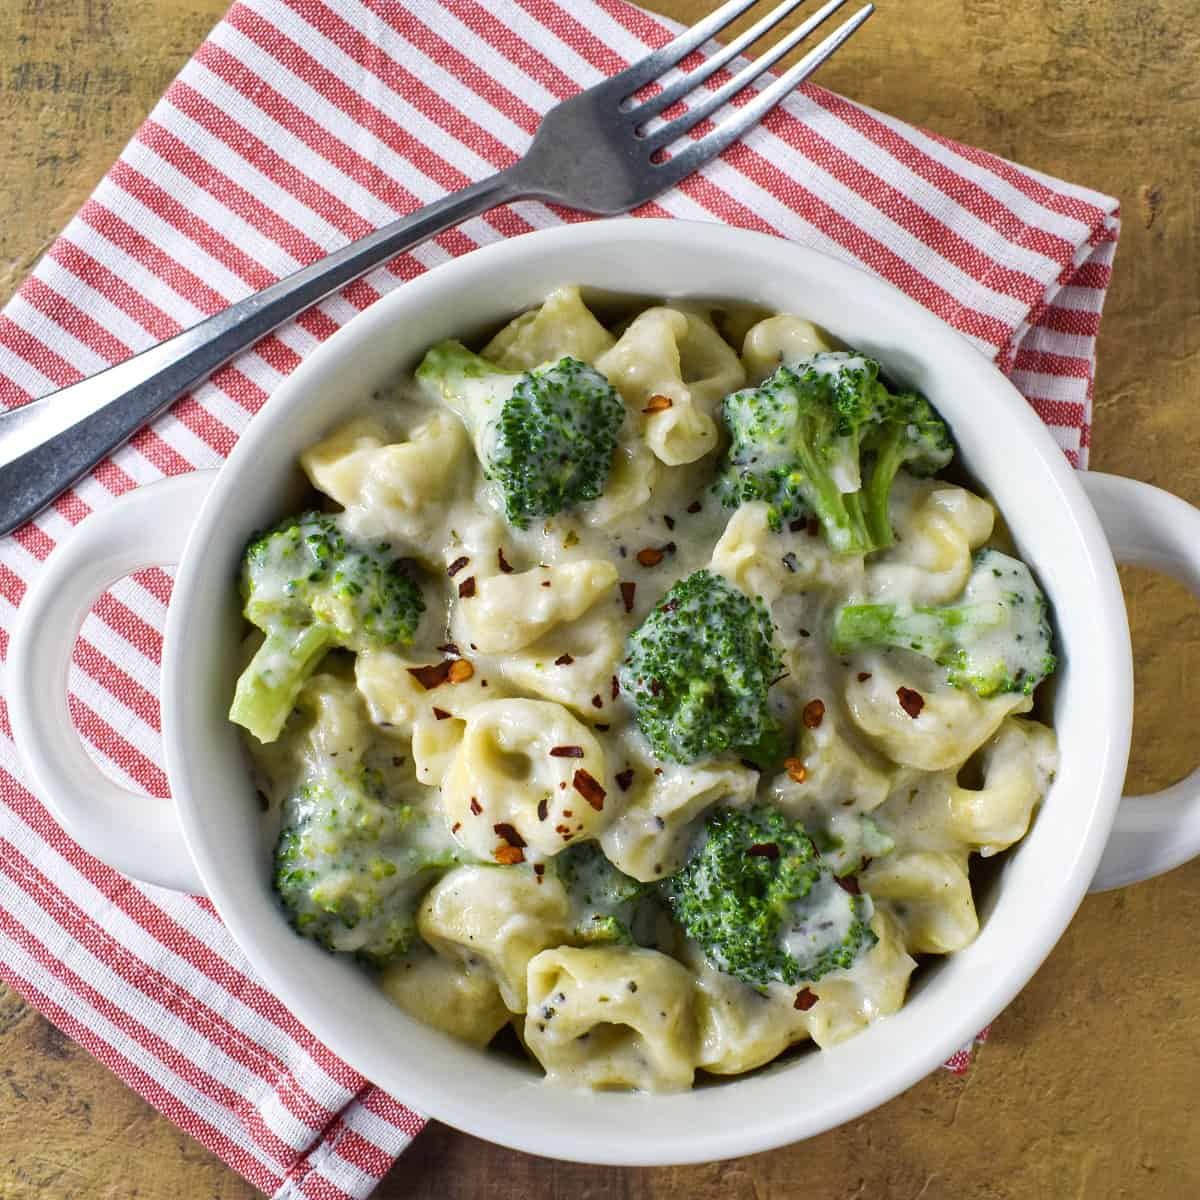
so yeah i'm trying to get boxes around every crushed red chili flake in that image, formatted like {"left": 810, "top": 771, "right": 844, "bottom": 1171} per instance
{"left": 664, "top": 515, "right": 675, "bottom": 530}
{"left": 573, "top": 769, "right": 606, "bottom": 811}
{"left": 562, "top": 809, "right": 573, "bottom": 817}
{"left": 555, "top": 823, "right": 571, "bottom": 835}
{"left": 534, "top": 863, "right": 545, "bottom": 883}
{"left": 432, "top": 706, "right": 451, "bottom": 720}
{"left": 620, "top": 581, "right": 636, "bottom": 612}
{"left": 447, "top": 555, "right": 470, "bottom": 576}
{"left": 494, "top": 845, "right": 525, "bottom": 865}
{"left": 554, "top": 653, "right": 575, "bottom": 666}
{"left": 541, "top": 580, "right": 552, "bottom": 588}
{"left": 537, "top": 797, "right": 549, "bottom": 821}
{"left": 897, "top": 686, "right": 925, "bottom": 718}
{"left": 784, "top": 757, "right": 807, "bottom": 784}
{"left": 653, "top": 767, "right": 663, "bottom": 776}
{"left": 806, "top": 517, "right": 820, "bottom": 537}
{"left": 687, "top": 500, "right": 702, "bottom": 514}
{"left": 636, "top": 547, "right": 664, "bottom": 567}
{"left": 448, "top": 659, "right": 474, "bottom": 683}
{"left": 788, "top": 518, "right": 806, "bottom": 533}
{"left": 802, "top": 698, "right": 826, "bottom": 729}
{"left": 664, "top": 541, "right": 677, "bottom": 555}
{"left": 857, "top": 671, "right": 872, "bottom": 682}
{"left": 458, "top": 575, "right": 477, "bottom": 599}
{"left": 550, "top": 745, "right": 585, "bottom": 758}
{"left": 493, "top": 822, "right": 526, "bottom": 848}
{"left": 611, "top": 675, "right": 620, "bottom": 700}
{"left": 797, "top": 627, "right": 810, "bottom": 638}
{"left": 594, "top": 723, "right": 610, "bottom": 732}
{"left": 793, "top": 988, "right": 819, "bottom": 1012}
{"left": 649, "top": 679, "right": 662, "bottom": 697}
{"left": 407, "top": 660, "right": 453, "bottom": 690}
{"left": 451, "top": 822, "right": 462, "bottom": 834}
{"left": 836, "top": 874, "right": 861, "bottom": 895}
{"left": 642, "top": 393, "right": 673, "bottom": 413}
{"left": 469, "top": 798, "right": 483, "bottom": 815}
{"left": 497, "top": 547, "right": 514, "bottom": 574}
{"left": 391, "top": 756, "right": 405, "bottom": 767}
{"left": 436, "top": 642, "right": 461, "bottom": 656}
{"left": 615, "top": 769, "right": 635, "bottom": 791}
{"left": 746, "top": 842, "right": 780, "bottom": 860}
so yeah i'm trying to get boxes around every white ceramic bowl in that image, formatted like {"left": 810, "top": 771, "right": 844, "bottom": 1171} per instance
{"left": 12, "top": 220, "right": 1200, "bottom": 1165}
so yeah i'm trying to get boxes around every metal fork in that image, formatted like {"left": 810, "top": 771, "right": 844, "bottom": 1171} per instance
{"left": 0, "top": 0, "right": 873, "bottom": 535}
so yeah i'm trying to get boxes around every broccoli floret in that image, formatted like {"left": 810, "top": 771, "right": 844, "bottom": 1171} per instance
{"left": 275, "top": 763, "right": 458, "bottom": 965}
{"left": 229, "top": 512, "right": 424, "bottom": 743}
{"left": 556, "top": 842, "right": 652, "bottom": 945}
{"left": 619, "top": 569, "right": 783, "bottom": 766}
{"left": 663, "top": 805, "right": 876, "bottom": 990}
{"left": 415, "top": 340, "right": 624, "bottom": 528}
{"left": 716, "top": 352, "right": 953, "bottom": 554}
{"left": 831, "top": 547, "right": 1057, "bottom": 697}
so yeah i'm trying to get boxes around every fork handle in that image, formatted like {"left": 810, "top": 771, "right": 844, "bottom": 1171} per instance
{"left": 0, "top": 167, "right": 523, "bottom": 536}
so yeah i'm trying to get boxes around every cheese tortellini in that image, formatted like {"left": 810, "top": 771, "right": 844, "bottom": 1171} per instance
{"left": 243, "top": 288, "right": 1059, "bottom": 1095}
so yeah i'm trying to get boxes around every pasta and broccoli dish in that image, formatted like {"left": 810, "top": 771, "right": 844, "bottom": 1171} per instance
{"left": 229, "top": 287, "right": 1058, "bottom": 1091}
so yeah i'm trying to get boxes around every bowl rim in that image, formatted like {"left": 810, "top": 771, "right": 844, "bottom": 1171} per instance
{"left": 163, "top": 217, "right": 1132, "bottom": 1164}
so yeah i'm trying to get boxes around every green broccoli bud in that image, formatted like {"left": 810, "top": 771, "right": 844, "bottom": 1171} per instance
{"left": 415, "top": 340, "right": 625, "bottom": 529}
{"left": 274, "top": 763, "right": 459, "bottom": 966}
{"left": 619, "top": 569, "right": 783, "bottom": 766}
{"left": 831, "top": 547, "right": 1057, "bottom": 697}
{"left": 715, "top": 351, "right": 953, "bottom": 555}
{"left": 556, "top": 842, "right": 653, "bottom": 945}
{"left": 229, "top": 511, "right": 424, "bottom": 744}
{"left": 663, "top": 805, "right": 877, "bottom": 989}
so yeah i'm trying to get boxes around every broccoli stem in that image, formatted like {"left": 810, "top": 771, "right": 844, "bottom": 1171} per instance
{"left": 229, "top": 624, "right": 336, "bottom": 743}
{"left": 791, "top": 432, "right": 873, "bottom": 555}
{"left": 861, "top": 425, "right": 908, "bottom": 550}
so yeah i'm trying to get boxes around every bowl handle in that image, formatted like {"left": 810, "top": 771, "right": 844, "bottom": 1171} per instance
{"left": 1082, "top": 472, "right": 1200, "bottom": 892}
{"left": 8, "top": 472, "right": 217, "bottom": 895}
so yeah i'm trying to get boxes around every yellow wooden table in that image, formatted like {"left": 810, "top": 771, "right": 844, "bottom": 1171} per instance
{"left": 2, "top": 2, "right": 1198, "bottom": 1197}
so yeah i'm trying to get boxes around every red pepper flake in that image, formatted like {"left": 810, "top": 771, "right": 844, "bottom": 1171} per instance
{"left": 436, "top": 642, "right": 460, "bottom": 657}
{"left": 806, "top": 517, "right": 820, "bottom": 537}
{"left": 555, "top": 823, "right": 571, "bottom": 835}
{"left": 797, "top": 627, "right": 810, "bottom": 638}
{"left": 554, "top": 653, "right": 575, "bottom": 666}
{"left": 447, "top": 555, "right": 469, "bottom": 577}
{"left": 654, "top": 767, "right": 663, "bottom": 776}
{"left": 615, "top": 768, "right": 635, "bottom": 792}
{"left": 573, "top": 769, "right": 606, "bottom": 811}
{"left": 620, "top": 581, "right": 636, "bottom": 612}
{"left": 687, "top": 500, "right": 702, "bottom": 514}
{"left": 494, "top": 845, "right": 525, "bottom": 865}
{"left": 664, "top": 541, "right": 677, "bottom": 555}
{"left": 541, "top": 579, "right": 552, "bottom": 588}
{"left": 649, "top": 679, "right": 662, "bottom": 697}
{"left": 794, "top": 987, "right": 819, "bottom": 1012}
{"left": 897, "top": 686, "right": 925, "bottom": 719}
{"left": 562, "top": 809, "right": 573, "bottom": 817}
{"left": 458, "top": 575, "right": 476, "bottom": 599}
{"left": 469, "top": 798, "right": 483, "bottom": 816}
{"left": 636, "top": 547, "right": 664, "bottom": 568}
{"left": 550, "top": 745, "right": 585, "bottom": 758}
{"left": 857, "top": 672, "right": 872, "bottom": 682}
{"left": 534, "top": 863, "right": 545, "bottom": 884}
{"left": 591, "top": 694, "right": 604, "bottom": 709}
{"left": 537, "top": 797, "right": 549, "bottom": 821}
{"left": 497, "top": 547, "right": 514, "bottom": 574}
{"left": 391, "top": 756, "right": 405, "bottom": 767}
{"left": 746, "top": 842, "right": 780, "bottom": 860}
{"left": 451, "top": 822, "right": 462, "bottom": 834}
{"left": 788, "top": 518, "right": 806, "bottom": 533}
{"left": 407, "top": 661, "right": 453, "bottom": 690}
{"left": 802, "top": 699, "right": 826, "bottom": 729}
{"left": 836, "top": 874, "right": 861, "bottom": 895}
{"left": 784, "top": 757, "right": 807, "bottom": 784}
{"left": 432, "top": 707, "right": 451, "bottom": 720}
{"left": 642, "top": 393, "right": 673, "bottom": 413}
{"left": 594, "top": 723, "right": 610, "bottom": 732}
{"left": 610, "top": 675, "right": 620, "bottom": 701}
{"left": 664, "top": 515, "right": 676, "bottom": 530}
{"left": 493, "top": 822, "right": 526, "bottom": 848}
{"left": 448, "top": 659, "right": 474, "bottom": 683}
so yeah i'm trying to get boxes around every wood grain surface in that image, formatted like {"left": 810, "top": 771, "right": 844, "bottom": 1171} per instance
{"left": 2, "top": 1, "right": 1198, "bottom": 1197}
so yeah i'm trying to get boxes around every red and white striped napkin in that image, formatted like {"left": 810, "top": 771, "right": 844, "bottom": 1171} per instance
{"left": 0, "top": 0, "right": 1119, "bottom": 1194}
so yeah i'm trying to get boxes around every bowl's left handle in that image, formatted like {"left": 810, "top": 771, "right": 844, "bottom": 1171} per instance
{"left": 8, "top": 472, "right": 217, "bottom": 895}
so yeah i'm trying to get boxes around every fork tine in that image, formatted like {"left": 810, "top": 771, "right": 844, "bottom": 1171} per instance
{"left": 633, "top": 0, "right": 812, "bottom": 123}
{"left": 642, "top": 0, "right": 850, "bottom": 149}
{"left": 610, "top": 0, "right": 760, "bottom": 94}
{"left": 650, "top": 4, "right": 874, "bottom": 188}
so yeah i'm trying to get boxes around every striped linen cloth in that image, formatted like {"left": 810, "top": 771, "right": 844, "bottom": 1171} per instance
{"left": 0, "top": 0, "right": 1119, "bottom": 1194}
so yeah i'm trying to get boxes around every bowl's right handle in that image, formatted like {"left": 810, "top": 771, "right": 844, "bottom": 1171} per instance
{"left": 1082, "top": 472, "right": 1200, "bottom": 892}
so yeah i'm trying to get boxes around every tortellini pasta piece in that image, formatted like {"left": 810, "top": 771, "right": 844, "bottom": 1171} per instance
{"left": 300, "top": 411, "right": 469, "bottom": 547}
{"left": 355, "top": 649, "right": 495, "bottom": 736}
{"left": 863, "top": 851, "right": 978, "bottom": 954}
{"left": 441, "top": 699, "right": 612, "bottom": 859}
{"left": 418, "top": 865, "right": 571, "bottom": 1012}
{"left": 524, "top": 946, "right": 698, "bottom": 1091}
{"left": 865, "top": 476, "right": 996, "bottom": 606}
{"left": 481, "top": 285, "right": 616, "bottom": 370}
{"left": 581, "top": 426, "right": 660, "bottom": 528}
{"left": 379, "top": 947, "right": 510, "bottom": 1046}
{"left": 806, "top": 908, "right": 916, "bottom": 1048}
{"left": 740, "top": 314, "right": 837, "bottom": 383}
{"left": 599, "top": 756, "right": 759, "bottom": 882}
{"left": 595, "top": 307, "right": 745, "bottom": 466}
{"left": 456, "top": 560, "right": 619, "bottom": 654}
